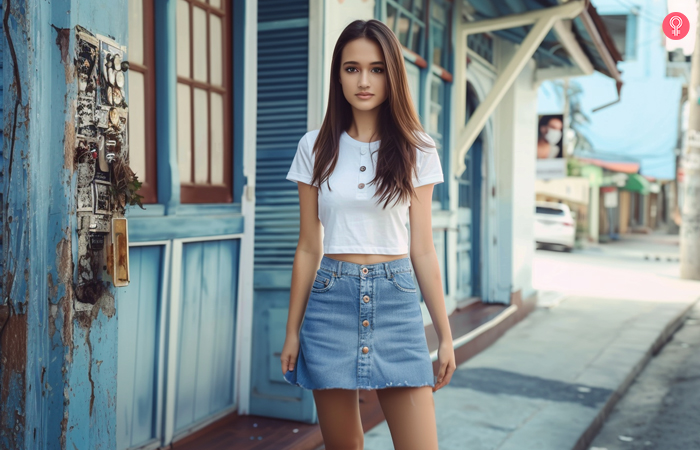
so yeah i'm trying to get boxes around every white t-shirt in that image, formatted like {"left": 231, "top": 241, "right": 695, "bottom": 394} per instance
{"left": 286, "top": 129, "right": 444, "bottom": 255}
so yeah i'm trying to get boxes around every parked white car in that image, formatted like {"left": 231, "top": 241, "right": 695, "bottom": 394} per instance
{"left": 534, "top": 201, "right": 576, "bottom": 252}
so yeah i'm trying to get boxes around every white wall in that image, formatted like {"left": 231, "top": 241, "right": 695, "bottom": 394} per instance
{"left": 493, "top": 40, "right": 538, "bottom": 302}
{"left": 321, "top": 0, "right": 377, "bottom": 118}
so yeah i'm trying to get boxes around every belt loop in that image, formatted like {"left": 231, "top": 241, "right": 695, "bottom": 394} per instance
{"left": 384, "top": 262, "right": 393, "bottom": 279}
{"left": 337, "top": 261, "right": 342, "bottom": 279}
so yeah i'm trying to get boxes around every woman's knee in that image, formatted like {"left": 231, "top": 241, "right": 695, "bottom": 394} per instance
{"left": 313, "top": 389, "right": 364, "bottom": 450}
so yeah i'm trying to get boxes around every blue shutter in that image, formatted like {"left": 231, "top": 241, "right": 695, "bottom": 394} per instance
{"left": 249, "top": 0, "right": 317, "bottom": 423}
{"left": 254, "top": 1, "right": 310, "bottom": 270}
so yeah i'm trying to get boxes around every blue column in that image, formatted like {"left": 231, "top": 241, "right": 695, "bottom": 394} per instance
{"left": 1, "top": 1, "right": 127, "bottom": 448}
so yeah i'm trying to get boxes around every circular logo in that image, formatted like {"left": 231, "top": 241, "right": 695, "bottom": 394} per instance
{"left": 663, "top": 12, "right": 690, "bottom": 40}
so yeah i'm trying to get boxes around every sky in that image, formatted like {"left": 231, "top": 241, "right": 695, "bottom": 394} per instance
{"left": 667, "top": 0, "right": 697, "bottom": 54}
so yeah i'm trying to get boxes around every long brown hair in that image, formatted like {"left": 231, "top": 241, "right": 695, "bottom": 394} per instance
{"left": 310, "top": 19, "right": 435, "bottom": 209}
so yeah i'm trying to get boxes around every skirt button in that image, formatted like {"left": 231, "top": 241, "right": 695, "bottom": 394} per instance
{"left": 362, "top": 267, "right": 368, "bottom": 274}
{"left": 363, "top": 295, "right": 370, "bottom": 303}
{"left": 362, "top": 320, "right": 369, "bottom": 327}
{"left": 362, "top": 346, "right": 369, "bottom": 354}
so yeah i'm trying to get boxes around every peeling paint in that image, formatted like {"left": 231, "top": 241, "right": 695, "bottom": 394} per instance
{"left": 0, "top": 313, "right": 27, "bottom": 449}
{"left": 56, "top": 238, "right": 75, "bottom": 363}
{"left": 2, "top": 3, "right": 127, "bottom": 447}
{"left": 52, "top": 25, "right": 74, "bottom": 84}
{"left": 64, "top": 105, "right": 76, "bottom": 172}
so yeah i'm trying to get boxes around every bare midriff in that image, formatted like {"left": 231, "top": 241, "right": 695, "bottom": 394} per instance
{"left": 324, "top": 253, "right": 409, "bottom": 265}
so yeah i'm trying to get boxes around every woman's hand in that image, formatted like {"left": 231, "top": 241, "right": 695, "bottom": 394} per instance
{"left": 281, "top": 334, "right": 300, "bottom": 375}
{"left": 432, "top": 340, "right": 456, "bottom": 392}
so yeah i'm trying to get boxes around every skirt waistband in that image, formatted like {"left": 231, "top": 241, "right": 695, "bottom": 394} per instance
{"left": 319, "top": 255, "right": 412, "bottom": 278}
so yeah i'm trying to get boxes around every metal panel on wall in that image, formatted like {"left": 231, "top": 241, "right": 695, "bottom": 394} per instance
{"left": 249, "top": 0, "right": 316, "bottom": 423}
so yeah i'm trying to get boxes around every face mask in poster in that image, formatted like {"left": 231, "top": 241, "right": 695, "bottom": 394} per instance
{"left": 536, "top": 114, "right": 566, "bottom": 180}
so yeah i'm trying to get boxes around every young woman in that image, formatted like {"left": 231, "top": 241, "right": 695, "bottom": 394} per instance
{"left": 281, "top": 19, "right": 456, "bottom": 450}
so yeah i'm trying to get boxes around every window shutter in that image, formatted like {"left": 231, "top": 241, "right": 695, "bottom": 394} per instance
{"left": 254, "top": 0, "right": 310, "bottom": 270}
{"left": 249, "top": 0, "right": 317, "bottom": 424}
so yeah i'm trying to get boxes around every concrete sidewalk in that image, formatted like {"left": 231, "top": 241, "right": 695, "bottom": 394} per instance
{"left": 364, "top": 296, "right": 697, "bottom": 450}
{"left": 363, "top": 234, "right": 700, "bottom": 450}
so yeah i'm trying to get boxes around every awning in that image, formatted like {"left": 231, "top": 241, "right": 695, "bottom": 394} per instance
{"left": 578, "top": 157, "right": 640, "bottom": 174}
{"left": 623, "top": 173, "right": 651, "bottom": 194}
{"left": 464, "top": 0, "right": 623, "bottom": 84}
{"left": 455, "top": 0, "right": 624, "bottom": 176}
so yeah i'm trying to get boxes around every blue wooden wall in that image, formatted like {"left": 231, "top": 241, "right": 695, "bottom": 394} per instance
{"left": 0, "top": 1, "right": 127, "bottom": 449}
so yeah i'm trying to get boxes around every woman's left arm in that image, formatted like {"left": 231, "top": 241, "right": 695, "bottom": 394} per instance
{"left": 408, "top": 184, "right": 456, "bottom": 392}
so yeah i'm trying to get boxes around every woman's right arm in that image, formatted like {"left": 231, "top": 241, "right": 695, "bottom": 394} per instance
{"left": 281, "top": 181, "right": 323, "bottom": 374}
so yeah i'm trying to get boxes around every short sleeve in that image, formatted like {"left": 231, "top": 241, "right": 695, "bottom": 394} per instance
{"left": 286, "top": 133, "right": 315, "bottom": 186}
{"left": 414, "top": 134, "right": 444, "bottom": 187}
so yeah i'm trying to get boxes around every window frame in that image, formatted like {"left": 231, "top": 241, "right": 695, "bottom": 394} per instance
{"left": 176, "top": 0, "right": 234, "bottom": 204}
{"left": 379, "top": 0, "right": 453, "bottom": 207}
{"left": 129, "top": 0, "right": 159, "bottom": 204}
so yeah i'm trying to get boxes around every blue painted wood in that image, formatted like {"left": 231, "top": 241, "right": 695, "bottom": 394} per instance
{"left": 65, "top": 5, "right": 128, "bottom": 449}
{"left": 254, "top": 8, "right": 309, "bottom": 270}
{"left": 121, "top": 1, "right": 247, "bottom": 444}
{"left": 117, "top": 246, "right": 164, "bottom": 450}
{"left": 153, "top": 0, "right": 179, "bottom": 213}
{"left": 249, "top": 0, "right": 317, "bottom": 423}
{"left": 232, "top": 0, "right": 246, "bottom": 205}
{"left": 174, "top": 239, "right": 239, "bottom": 433}
{"left": 427, "top": 0, "right": 452, "bottom": 207}
{"left": 128, "top": 213, "right": 244, "bottom": 243}
{"left": 457, "top": 87, "right": 484, "bottom": 299}
{"left": 0, "top": 1, "right": 128, "bottom": 449}
{"left": 470, "top": 140, "right": 483, "bottom": 297}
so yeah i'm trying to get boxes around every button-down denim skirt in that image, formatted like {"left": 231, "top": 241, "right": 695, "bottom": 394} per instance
{"left": 283, "top": 255, "right": 435, "bottom": 390}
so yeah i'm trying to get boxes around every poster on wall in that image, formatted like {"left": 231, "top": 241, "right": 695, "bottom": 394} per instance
{"left": 602, "top": 187, "right": 619, "bottom": 209}
{"left": 536, "top": 114, "right": 567, "bottom": 180}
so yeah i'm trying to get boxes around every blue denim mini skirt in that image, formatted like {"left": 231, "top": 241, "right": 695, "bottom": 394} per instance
{"left": 283, "top": 255, "right": 435, "bottom": 390}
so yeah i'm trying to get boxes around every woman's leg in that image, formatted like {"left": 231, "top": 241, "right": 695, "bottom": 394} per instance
{"left": 313, "top": 389, "right": 364, "bottom": 450}
{"left": 375, "top": 386, "right": 439, "bottom": 450}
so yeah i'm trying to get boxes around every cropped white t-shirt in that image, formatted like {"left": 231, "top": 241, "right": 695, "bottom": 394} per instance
{"left": 286, "top": 129, "right": 444, "bottom": 255}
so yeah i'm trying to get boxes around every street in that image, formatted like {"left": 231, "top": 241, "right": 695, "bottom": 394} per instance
{"left": 589, "top": 305, "right": 700, "bottom": 450}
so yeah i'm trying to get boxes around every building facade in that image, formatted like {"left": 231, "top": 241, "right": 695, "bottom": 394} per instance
{"left": 537, "top": 0, "right": 685, "bottom": 242}
{"left": 0, "top": 0, "right": 620, "bottom": 448}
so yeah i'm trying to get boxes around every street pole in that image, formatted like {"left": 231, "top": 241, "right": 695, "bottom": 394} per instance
{"left": 680, "top": 3, "right": 700, "bottom": 280}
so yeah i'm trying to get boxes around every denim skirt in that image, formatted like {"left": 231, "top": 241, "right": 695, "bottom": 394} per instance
{"left": 283, "top": 255, "right": 435, "bottom": 390}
